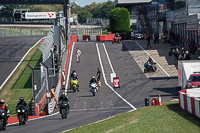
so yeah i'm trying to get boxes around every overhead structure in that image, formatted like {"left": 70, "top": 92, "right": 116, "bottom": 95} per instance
{"left": 115, "top": 0, "right": 152, "bottom": 6}
{"left": 0, "top": 0, "right": 69, "bottom": 5}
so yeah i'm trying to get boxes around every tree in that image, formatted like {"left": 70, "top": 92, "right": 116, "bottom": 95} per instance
{"left": 71, "top": 3, "right": 82, "bottom": 15}
{"left": 109, "top": 7, "right": 130, "bottom": 33}
{"left": 78, "top": 10, "right": 91, "bottom": 23}
{"left": 100, "top": 1, "right": 115, "bottom": 18}
{"left": 0, "top": 5, "right": 19, "bottom": 17}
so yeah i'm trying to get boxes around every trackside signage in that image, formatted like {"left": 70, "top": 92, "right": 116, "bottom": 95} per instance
{"left": 25, "top": 12, "right": 56, "bottom": 19}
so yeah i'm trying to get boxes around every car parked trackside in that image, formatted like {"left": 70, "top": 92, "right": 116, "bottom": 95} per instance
{"left": 131, "top": 30, "right": 145, "bottom": 40}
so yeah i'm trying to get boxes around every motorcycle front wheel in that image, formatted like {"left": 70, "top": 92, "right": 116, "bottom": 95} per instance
{"left": 2, "top": 119, "right": 6, "bottom": 130}
{"left": 18, "top": 115, "right": 23, "bottom": 126}
{"left": 73, "top": 86, "right": 76, "bottom": 92}
{"left": 92, "top": 92, "right": 95, "bottom": 96}
{"left": 144, "top": 68, "right": 148, "bottom": 73}
{"left": 61, "top": 108, "right": 65, "bottom": 119}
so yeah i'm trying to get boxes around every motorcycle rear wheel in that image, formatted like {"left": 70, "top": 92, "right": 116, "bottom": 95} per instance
{"left": 152, "top": 66, "right": 157, "bottom": 72}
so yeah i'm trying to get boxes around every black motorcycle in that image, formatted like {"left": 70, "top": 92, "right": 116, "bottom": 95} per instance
{"left": 16, "top": 105, "right": 27, "bottom": 125}
{"left": 0, "top": 110, "right": 7, "bottom": 131}
{"left": 144, "top": 62, "right": 157, "bottom": 73}
{"left": 168, "top": 47, "right": 176, "bottom": 56}
{"left": 59, "top": 102, "right": 69, "bottom": 119}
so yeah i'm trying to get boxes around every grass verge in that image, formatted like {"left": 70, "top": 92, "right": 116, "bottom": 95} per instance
{"left": 0, "top": 42, "right": 42, "bottom": 117}
{"left": 65, "top": 101, "right": 200, "bottom": 133}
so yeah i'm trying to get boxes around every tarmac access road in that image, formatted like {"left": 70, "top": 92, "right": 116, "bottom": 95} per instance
{"left": 5, "top": 41, "right": 178, "bottom": 133}
{"left": 0, "top": 35, "right": 44, "bottom": 88}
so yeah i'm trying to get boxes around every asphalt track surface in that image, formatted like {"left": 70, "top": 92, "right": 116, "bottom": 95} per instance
{"left": 5, "top": 41, "right": 178, "bottom": 132}
{"left": 0, "top": 35, "right": 44, "bottom": 87}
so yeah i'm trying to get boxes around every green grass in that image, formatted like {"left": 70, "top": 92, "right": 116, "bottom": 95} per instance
{"left": 0, "top": 43, "right": 42, "bottom": 117}
{"left": 65, "top": 102, "right": 200, "bottom": 133}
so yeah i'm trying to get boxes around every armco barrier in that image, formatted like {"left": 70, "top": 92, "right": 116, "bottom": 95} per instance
{"left": 179, "top": 89, "right": 200, "bottom": 118}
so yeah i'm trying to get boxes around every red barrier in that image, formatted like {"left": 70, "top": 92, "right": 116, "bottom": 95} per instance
{"left": 37, "top": 93, "right": 47, "bottom": 111}
{"left": 35, "top": 104, "right": 39, "bottom": 116}
{"left": 183, "top": 94, "right": 188, "bottom": 111}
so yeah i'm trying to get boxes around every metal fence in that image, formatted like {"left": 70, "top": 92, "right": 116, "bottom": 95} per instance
{"left": 0, "top": 28, "right": 49, "bottom": 37}
{"left": 39, "top": 29, "right": 54, "bottom": 61}
{"left": 70, "top": 27, "right": 102, "bottom": 36}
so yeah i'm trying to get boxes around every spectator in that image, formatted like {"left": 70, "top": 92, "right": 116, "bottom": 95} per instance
{"left": 61, "top": 69, "right": 65, "bottom": 89}
{"left": 76, "top": 48, "right": 81, "bottom": 63}
{"left": 179, "top": 47, "right": 185, "bottom": 60}
{"left": 154, "top": 31, "right": 159, "bottom": 44}
{"left": 51, "top": 86, "right": 58, "bottom": 108}
{"left": 184, "top": 50, "right": 190, "bottom": 60}
{"left": 174, "top": 47, "right": 180, "bottom": 65}
{"left": 96, "top": 68, "right": 101, "bottom": 87}
{"left": 147, "top": 35, "right": 152, "bottom": 49}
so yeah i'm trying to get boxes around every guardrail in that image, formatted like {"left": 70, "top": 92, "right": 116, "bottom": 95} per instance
{"left": 179, "top": 89, "right": 200, "bottom": 118}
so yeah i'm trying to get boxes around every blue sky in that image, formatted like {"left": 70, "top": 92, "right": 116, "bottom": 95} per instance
{"left": 73, "top": 0, "right": 114, "bottom": 7}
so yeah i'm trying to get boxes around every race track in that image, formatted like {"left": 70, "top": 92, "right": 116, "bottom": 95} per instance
{"left": 5, "top": 41, "right": 178, "bottom": 132}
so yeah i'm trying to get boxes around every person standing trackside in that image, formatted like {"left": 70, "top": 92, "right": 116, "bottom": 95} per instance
{"left": 51, "top": 86, "right": 58, "bottom": 108}
{"left": 76, "top": 48, "right": 81, "bottom": 63}
{"left": 147, "top": 35, "right": 152, "bottom": 49}
{"left": 96, "top": 68, "right": 101, "bottom": 87}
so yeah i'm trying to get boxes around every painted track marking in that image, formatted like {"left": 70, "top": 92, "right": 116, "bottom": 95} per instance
{"left": 134, "top": 41, "right": 170, "bottom": 77}
{"left": 96, "top": 43, "right": 137, "bottom": 110}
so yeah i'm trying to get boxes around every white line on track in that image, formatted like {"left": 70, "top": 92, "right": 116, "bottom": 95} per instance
{"left": 65, "top": 42, "right": 75, "bottom": 94}
{"left": 134, "top": 41, "right": 170, "bottom": 77}
{"left": 0, "top": 37, "right": 46, "bottom": 90}
{"left": 102, "top": 43, "right": 115, "bottom": 73}
{"left": 96, "top": 43, "right": 137, "bottom": 110}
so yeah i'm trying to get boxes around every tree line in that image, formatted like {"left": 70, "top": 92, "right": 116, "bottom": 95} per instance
{"left": 0, "top": 1, "right": 131, "bottom": 34}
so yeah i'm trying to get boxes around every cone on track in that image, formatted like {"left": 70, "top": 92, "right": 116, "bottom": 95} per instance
{"left": 155, "top": 98, "right": 158, "bottom": 105}
{"left": 152, "top": 99, "right": 155, "bottom": 106}
{"left": 158, "top": 95, "right": 162, "bottom": 106}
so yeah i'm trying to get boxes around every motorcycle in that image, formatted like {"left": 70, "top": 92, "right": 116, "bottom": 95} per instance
{"left": 90, "top": 82, "right": 98, "bottom": 96}
{"left": 168, "top": 47, "right": 176, "bottom": 56}
{"left": 112, "top": 36, "right": 121, "bottom": 44}
{"left": 70, "top": 79, "right": 79, "bottom": 92}
{"left": 144, "top": 62, "right": 157, "bottom": 73}
{"left": 0, "top": 110, "right": 7, "bottom": 131}
{"left": 59, "top": 102, "right": 69, "bottom": 119}
{"left": 16, "top": 105, "right": 27, "bottom": 126}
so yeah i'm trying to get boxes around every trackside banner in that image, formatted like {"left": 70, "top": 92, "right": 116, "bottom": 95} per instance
{"left": 25, "top": 12, "right": 56, "bottom": 19}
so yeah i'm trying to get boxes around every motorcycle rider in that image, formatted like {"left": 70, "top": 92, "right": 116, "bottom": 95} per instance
{"left": 0, "top": 99, "right": 9, "bottom": 124}
{"left": 16, "top": 97, "right": 29, "bottom": 121}
{"left": 114, "top": 33, "right": 120, "bottom": 42}
{"left": 145, "top": 57, "right": 154, "bottom": 69}
{"left": 70, "top": 70, "right": 79, "bottom": 90}
{"left": 89, "top": 76, "right": 98, "bottom": 92}
{"left": 59, "top": 92, "right": 69, "bottom": 106}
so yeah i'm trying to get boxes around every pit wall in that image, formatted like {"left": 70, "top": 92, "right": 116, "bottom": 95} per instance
{"left": 179, "top": 89, "right": 200, "bottom": 118}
